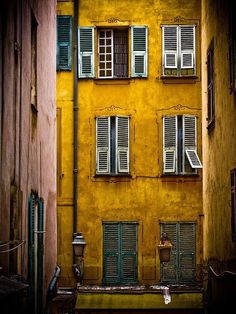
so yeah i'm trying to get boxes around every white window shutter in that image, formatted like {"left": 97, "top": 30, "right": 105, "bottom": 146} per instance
{"left": 96, "top": 117, "right": 110, "bottom": 174}
{"left": 180, "top": 26, "right": 195, "bottom": 69}
{"left": 116, "top": 116, "right": 129, "bottom": 173}
{"left": 163, "top": 116, "right": 177, "bottom": 173}
{"left": 183, "top": 115, "right": 202, "bottom": 169}
{"left": 78, "top": 27, "right": 94, "bottom": 78}
{"left": 131, "top": 26, "right": 148, "bottom": 77}
{"left": 163, "top": 26, "right": 178, "bottom": 69}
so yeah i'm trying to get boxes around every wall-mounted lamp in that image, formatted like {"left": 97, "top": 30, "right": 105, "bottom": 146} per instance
{"left": 158, "top": 232, "right": 173, "bottom": 263}
{"left": 72, "top": 232, "right": 86, "bottom": 285}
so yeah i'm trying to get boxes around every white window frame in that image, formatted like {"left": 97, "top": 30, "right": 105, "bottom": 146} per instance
{"left": 98, "top": 29, "right": 114, "bottom": 79}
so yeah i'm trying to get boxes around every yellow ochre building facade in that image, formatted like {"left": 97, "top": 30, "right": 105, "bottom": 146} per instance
{"left": 56, "top": 0, "right": 203, "bottom": 306}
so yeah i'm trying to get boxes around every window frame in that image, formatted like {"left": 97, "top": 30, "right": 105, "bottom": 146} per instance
{"left": 231, "top": 169, "right": 236, "bottom": 241}
{"left": 162, "top": 24, "right": 196, "bottom": 77}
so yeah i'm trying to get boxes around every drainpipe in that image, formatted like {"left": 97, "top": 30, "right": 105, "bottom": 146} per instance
{"left": 73, "top": 0, "right": 79, "bottom": 264}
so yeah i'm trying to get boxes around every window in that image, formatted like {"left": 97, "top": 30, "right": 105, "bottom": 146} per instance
{"left": 160, "top": 222, "right": 196, "bottom": 284}
{"left": 231, "top": 169, "right": 236, "bottom": 241}
{"left": 78, "top": 26, "right": 148, "bottom": 78}
{"left": 103, "top": 222, "right": 138, "bottom": 284}
{"left": 96, "top": 116, "right": 129, "bottom": 175}
{"left": 163, "top": 115, "right": 202, "bottom": 174}
{"left": 162, "top": 25, "right": 196, "bottom": 76}
{"left": 207, "top": 40, "right": 215, "bottom": 130}
{"left": 56, "top": 16, "right": 72, "bottom": 71}
{"left": 229, "top": 8, "right": 236, "bottom": 93}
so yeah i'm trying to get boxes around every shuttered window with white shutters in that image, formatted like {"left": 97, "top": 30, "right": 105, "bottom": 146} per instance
{"left": 131, "top": 26, "right": 148, "bottom": 77}
{"left": 163, "top": 115, "right": 202, "bottom": 174}
{"left": 78, "top": 27, "right": 94, "bottom": 77}
{"left": 96, "top": 116, "right": 130, "bottom": 175}
{"left": 162, "top": 25, "right": 196, "bottom": 76}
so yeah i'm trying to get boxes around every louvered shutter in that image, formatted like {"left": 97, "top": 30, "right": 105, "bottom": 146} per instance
{"left": 163, "top": 26, "right": 178, "bottom": 69}
{"left": 96, "top": 117, "right": 110, "bottom": 174}
{"left": 116, "top": 116, "right": 129, "bottom": 173}
{"left": 28, "top": 194, "right": 35, "bottom": 312}
{"left": 37, "top": 198, "right": 44, "bottom": 313}
{"left": 163, "top": 116, "right": 177, "bottom": 173}
{"left": 131, "top": 26, "right": 148, "bottom": 77}
{"left": 179, "top": 223, "right": 196, "bottom": 282}
{"left": 103, "top": 223, "right": 120, "bottom": 284}
{"left": 121, "top": 223, "right": 137, "bottom": 283}
{"left": 78, "top": 27, "right": 94, "bottom": 78}
{"left": 183, "top": 115, "right": 202, "bottom": 169}
{"left": 57, "top": 16, "right": 72, "bottom": 70}
{"left": 161, "top": 223, "right": 178, "bottom": 283}
{"left": 180, "top": 26, "right": 195, "bottom": 69}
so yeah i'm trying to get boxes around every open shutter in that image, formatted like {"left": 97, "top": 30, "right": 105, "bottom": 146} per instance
{"left": 163, "top": 116, "right": 177, "bottom": 173}
{"left": 96, "top": 117, "right": 110, "bottom": 174}
{"left": 179, "top": 223, "right": 196, "bottom": 282}
{"left": 163, "top": 26, "right": 178, "bottom": 70}
{"left": 131, "top": 26, "right": 148, "bottom": 77}
{"left": 180, "top": 26, "right": 195, "bottom": 69}
{"left": 161, "top": 223, "right": 178, "bottom": 283}
{"left": 57, "top": 16, "right": 72, "bottom": 70}
{"left": 116, "top": 116, "right": 129, "bottom": 173}
{"left": 121, "top": 223, "right": 137, "bottom": 283}
{"left": 78, "top": 27, "right": 94, "bottom": 78}
{"left": 183, "top": 115, "right": 202, "bottom": 169}
{"left": 103, "top": 223, "right": 119, "bottom": 284}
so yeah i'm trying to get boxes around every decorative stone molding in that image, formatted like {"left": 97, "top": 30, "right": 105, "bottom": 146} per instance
{"left": 107, "top": 17, "right": 120, "bottom": 23}
{"left": 173, "top": 16, "right": 185, "bottom": 23}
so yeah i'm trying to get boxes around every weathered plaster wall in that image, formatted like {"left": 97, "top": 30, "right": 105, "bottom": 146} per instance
{"left": 57, "top": 0, "right": 202, "bottom": 286}
{"left": 202, "top": 0, "right": 236, "bottom": 262}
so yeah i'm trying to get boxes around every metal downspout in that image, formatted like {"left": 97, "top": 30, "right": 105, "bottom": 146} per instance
{"left": 73, "top": 0, "right": 79, "bottom": 264}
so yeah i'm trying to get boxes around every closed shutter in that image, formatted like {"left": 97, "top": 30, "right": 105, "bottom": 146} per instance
{"left": 183, "top": 115, "right": 202, "bottom": 169}
{"left": 179, "top": 223, "right": 196, "bottom": 282}
{"left": 121, "top": 223, "right": 137, "bottom": 283}
{"left": 57, "top": 16, "right": 72, "bottom": 70}
{"left": 163, "top": 116, "right": 177, "bottom": 173}
{"left": 163, "top": 26, "right": 178, "bottom": 69}
{"left": 96, "top": 117, "right": 110, "bottom": 174}
{"left": 78, "top": 27, "right": 94, "bottom": 78}
{"left": 180, "top": 26, "right": 195, "bottom": 69}
{"left": 37, "top": 198, "right": 44, "bottom": 314}
{"left": 28, "top": 193, "right": 35, "bottom": 312}
{"left": 116, "top": 116, "right": 129, "bottom": 173}
{"left": 161, "top": 223, "right": 178, "bottom": 283}
{"left": 131, "top": 26, "right": 148, "bottom": 77}
{"left": 103, "top": 223, "right": 119, "bottom": 284}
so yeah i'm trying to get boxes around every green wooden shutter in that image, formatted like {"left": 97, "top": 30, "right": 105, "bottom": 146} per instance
{"left": 183, "top": 115, "right": 202, "bottom": 169}
{"left": 179, "top": 223, "right": 196, "bottom": 282}
{"left": 161, "top": 223, "right": 178, "bottom": 283}
{"left": 131, "top": 26, "right": 148, "bottom": 77}
{"left": 121, "top": 223, "right": 137, "bottom": 283}
{"left": 163, "top": 116, "right": 177, "bottom": 173}
{"left": 163, "top": 26, "right": 178, "bottom": 71}
{"left": 180, "top": 26, "right": 195, "bottom": 70}
{"left": 96, "top": 117, "right": 110, "bottom": 174}
{"left": 57, "top": 16, "right": 72, "bottom": 70}
{"left": 116, "top": 116, "right": 129, "bottom": 173}
{"left": 78, "top": 27, "right": 94, "bottom": 78}
{"left": 103, "top": 223, "right": 119, "bottom": 284}
{"left": 37, "top": 198, "right": 44, "bottom": 313}
{"left": 28, "top": 193, "right": 35, "bottom": 312}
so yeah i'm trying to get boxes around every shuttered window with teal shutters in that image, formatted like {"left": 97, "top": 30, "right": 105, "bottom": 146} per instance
{"left": 131, "top": 26, "right": 148, "bottom": 77}
{"left": 160, "top": 222, "right": 196, "bottom": 284}
{"left": 162, "top": 25, "right": 196, "bottom": 76}
{"left": 103, "top": 222, "right": 138, "bottom": 284}
{"left": 37, "top": 198, "right": 44, "bottom": 314}
{"left": 57, "top": 16, "right": 72, "bottom": 71}
{"left": 96, "top": 116, "right": 130, "bottom": 175}
{"left": 78, "top": 27, "right": 94, "bottom": 77}
{"left": 28, "top": 193, "right": 35, "bottom": 312}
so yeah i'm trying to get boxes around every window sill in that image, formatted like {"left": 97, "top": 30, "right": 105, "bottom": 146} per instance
{"left": 160, "top": 75, "right": 198, "bottom": 84}
{"left": 92, "top": 174, "right": 133, "bottom": 182}
{"left": 160, "top": 174, "right": 201, "bottom": 182}
{"left": 94, "top": 78, "right": 131, "bottom": 85}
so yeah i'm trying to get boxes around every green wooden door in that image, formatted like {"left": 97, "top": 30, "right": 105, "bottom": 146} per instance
{"left": 103, "top": 222, "right": 137, "bottom": 284}
{"left": 161, "top": 222, "right": 196, "bottom": 284}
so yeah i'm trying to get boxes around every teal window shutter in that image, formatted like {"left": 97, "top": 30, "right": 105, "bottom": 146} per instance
{"left": 131, "top": 26, "right": 148, "bottom": 77}
{"left": 57, "top": 16, "right": 72, "bottom": 71}
{"left": 78, "top": 27, "right": 94, "bottom": 78}
{"left": 37, "top": 198, "right": 44, "bottom": 313}
{"left": 28, "top": 193, "right": 35, "bottom": 312}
